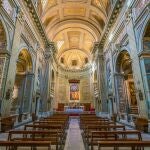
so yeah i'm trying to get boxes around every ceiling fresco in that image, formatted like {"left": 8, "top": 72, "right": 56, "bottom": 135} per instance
{"left": 41, "top": 0, "right": 110, "bottom": 70}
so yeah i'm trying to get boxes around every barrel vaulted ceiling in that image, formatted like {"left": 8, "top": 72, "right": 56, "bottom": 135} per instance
{"left": 41, "top": 0, "right": 110, "bottom": 70}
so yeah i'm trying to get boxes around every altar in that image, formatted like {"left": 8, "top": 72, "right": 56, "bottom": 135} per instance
{"left": 64, "top": 106, "right": 84, "bottom": 114}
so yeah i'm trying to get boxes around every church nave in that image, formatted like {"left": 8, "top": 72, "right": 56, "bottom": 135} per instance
{"left": 0, "top": 0, "right": 150, "bottom": 149}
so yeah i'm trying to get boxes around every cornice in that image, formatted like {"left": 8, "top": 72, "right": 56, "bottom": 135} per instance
{"left": 24, "top": 0, "right": 50, "bottom": 48}
{"left": 58, "top": 64, "right": 92, "bottom": 73}
{"left": 91, "top": 42, "right": 100, "bottom": 54}
{"left": 98, "top": 0, "right": 125, "bottom": 50}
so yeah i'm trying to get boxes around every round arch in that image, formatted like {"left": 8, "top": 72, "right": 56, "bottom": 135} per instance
{"left": 0, "top": 16, "right": 10, "bottom": 51}
{"left": 46, "top": 19, "right": 101, "bottom": 41}
{"left": 17, "top": 45, "right": 34, "bottom": 72}
{"left": 42, "top": 2, "right": 107, "bottom": 23}
{"left": 115, "top": 50, "right": 138, "bottom": 116}
{"left": 142, "top": 20, "right": 150, "bottom": 51}
{"left": 114, "top": 49, "right": 131, "bottom": 72}
{"left": 11, "top": 48, "right": 33, "bottom": 115}
{"left": 115, "top": 50, "right": 132, "bottom": 74}
{"left": 138, "top": 14, "right": 150, "bottom": 51}
{"left": 0, "top": 21, "right": 7, "bottom": 51}
{"left": 17, "top": 49, "right": 33, "bottom": 74}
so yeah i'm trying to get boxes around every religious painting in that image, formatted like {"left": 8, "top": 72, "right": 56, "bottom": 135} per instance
{"left": 70, "top": 83, "right": 79, "bottom": 101}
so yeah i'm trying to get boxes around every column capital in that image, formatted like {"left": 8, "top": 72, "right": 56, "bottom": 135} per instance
{"left": 46, "top": 42, "right": 56, "bottom": 53}
{"left": 44, "top": 49, "right": 52, "bottom": 60}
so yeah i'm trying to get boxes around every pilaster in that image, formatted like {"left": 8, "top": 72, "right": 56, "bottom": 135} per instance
{"left": 125, "top": 7, "right": 147, "bottom": 117}
{"left": 96, "top": 52, "right": 108, "bottom": 112}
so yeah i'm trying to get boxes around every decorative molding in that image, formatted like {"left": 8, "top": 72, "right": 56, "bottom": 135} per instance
{"left": 125, "top": 8, "right": 132, "bottom": 23}
{"left": 91, "top": 42, "right": 100, "bottom": 54}
{"left": 24, "top": 0, "right": 50, "bottom": 47}
{"left": 98, "top": 0, "right": 125, "bottom": 50}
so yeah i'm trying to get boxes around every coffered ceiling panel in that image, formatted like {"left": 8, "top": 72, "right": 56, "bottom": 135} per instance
{"left": 63, "top": 0, "right": 87, "bottom": 2}
{"left": 63, "top": 7, "right": 85, "bottom": 16}
{"left": 41, "top": 0, "right": 111, "bottom": 70}
{"left": 68, "top": 31, "right": 80, "bottom": 48}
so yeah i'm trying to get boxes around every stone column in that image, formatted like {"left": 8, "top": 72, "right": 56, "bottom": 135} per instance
{"left": 54, "top": 72, "right": 59, "bottom": 110}
{"left": 0, "top": 51, "right": 11, "bottom": 112}
{"left": 96, "top": 53, "right": 107, "bottom": 112}
{"left": 41, "top": 44, "right": 54, "bottom": 112}
{"left": 23, "top": 73, "right": 34, "bottom": 113}
{"left": 1, "top": 8, "right": 25, "bottom": 116}
{"left": 114, "top": 73, "right": 128, "bottom": 115}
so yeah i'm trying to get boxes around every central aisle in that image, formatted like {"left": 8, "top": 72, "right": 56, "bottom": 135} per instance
{"left": 64, "top": 118, "right": 85, "bottom": 150}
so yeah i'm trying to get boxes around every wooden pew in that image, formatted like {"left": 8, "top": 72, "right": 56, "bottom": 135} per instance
{"left": 98, "top": 141, "right": 150, "bottom": 150}
{"left": 90, "top": 130, "right": 142, "bottom": 150}
{"left": 33, "top": 120, "right": 68, "bottom": 129}
{"left": 42, "top": 118, "right": 69, "bottom": 128}
{"left": 24, "top": 124, "right": 66, "bottom": 149}
{"left": 82, "top": 125, "right": 126, "bottom": 145}
{"left": 24, "top": 124, "right": 64, "bottom": 130}
{"left": 1, "top": 116, "right": 16, "bottom": 132}
{"left": 135, "top": 117, "right": 148, "bottom": 132}
{"left": 0, "top": 140, "right": 51, "bottom": 150}
{"left": 8, "top": 130, "right": 61, "bottom": 150}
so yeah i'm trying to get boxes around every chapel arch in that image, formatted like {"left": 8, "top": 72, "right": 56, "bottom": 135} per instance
{"left": 140, "top": 20, "right": 150, "bottom": 111}
{"left": 11, "top": 49, "right": 34, "bottom": 117}
{"left": 143, "top": 20, "right": 150, "bottom": 51}
{"left": 0, "top": 21, "right": 7, "bottom": 51}
{"left": 0, "top": 21, "right": 7, "bottom": 98}
{"left": 115, "top": 50, "right": 138, "bottom": 117}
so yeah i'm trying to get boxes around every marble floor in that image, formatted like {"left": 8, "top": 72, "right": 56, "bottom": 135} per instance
{"left": 64, "top": 118, "right": 85, "bottom": 150}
